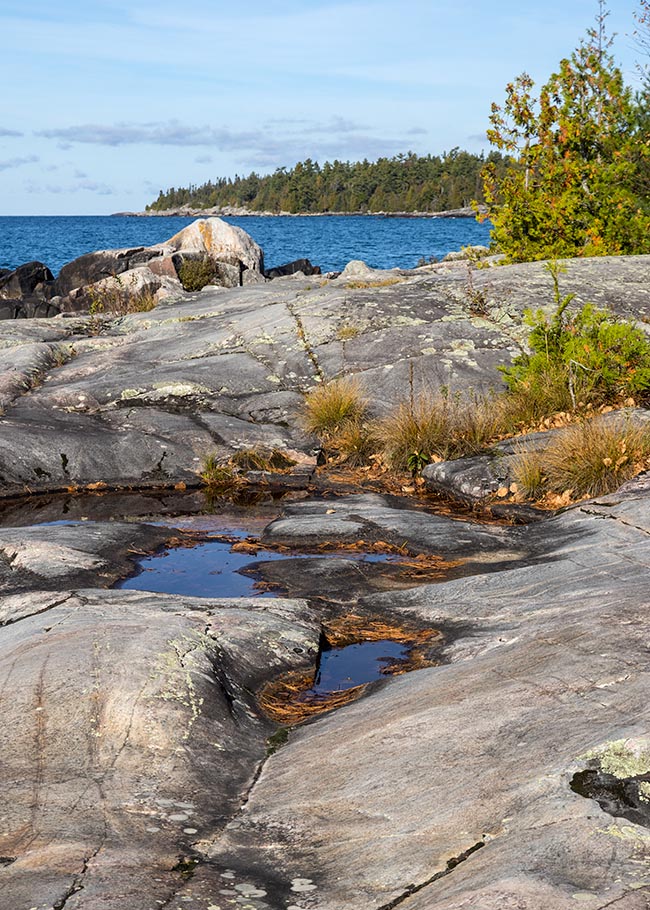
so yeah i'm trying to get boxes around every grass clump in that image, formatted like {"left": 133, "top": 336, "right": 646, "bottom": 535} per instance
{"left": 177, "top": 258, "right": 218, "bottom": 291}
{"left": 333, "top": 419, "right": 381, "bottom": 467}
{"left": 511, "top": 418, "right": 650, "bottom": 500}
{"left": 510, "top": 446, "right": 546, "bottom": 499}
{"left": 200, "top": 455, "right": 242, "bottom": 492}
{"left": 302, "top": 377, "right": 368, "bottom": 437}
{"left": 88, "top": 277, "right": 157, "bottom": 315}
{"left": 379, "top": 390, "right": 504, "bottom": 471}
{"left": 302, "top": 377, "right": 379, "bottom": 466}
{"left": 229, "top": 447, "right": 297, "bottom": 472}
{"left": 336, "top": 324, "right": 361, "bottom": 341}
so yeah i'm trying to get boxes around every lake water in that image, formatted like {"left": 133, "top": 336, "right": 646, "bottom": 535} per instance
{"left": 0, "top": 214, "right": 492, "bottom": 276}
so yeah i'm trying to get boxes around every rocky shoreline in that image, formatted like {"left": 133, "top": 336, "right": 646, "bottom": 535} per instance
{"left": 1, "top": 219, "right": 650, "bottom": 909}
{"left": 115, "top": 204, "right": 485, "bottom": 219}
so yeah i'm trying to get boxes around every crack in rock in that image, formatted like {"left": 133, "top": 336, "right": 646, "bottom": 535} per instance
{"left": 376, "top": 840, "right": 486, "bottom": 910}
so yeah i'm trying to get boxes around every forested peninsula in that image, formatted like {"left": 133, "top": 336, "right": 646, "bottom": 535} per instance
{"left": 146, "top": 149, "right": 505, "bottom": 215}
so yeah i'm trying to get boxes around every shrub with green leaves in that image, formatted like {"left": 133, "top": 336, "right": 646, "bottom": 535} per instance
{"left": 501, "top": 262, "right": 650, "bottom": 410}
{"left": 177, "top": 257, "right": 218, "bottom": 291}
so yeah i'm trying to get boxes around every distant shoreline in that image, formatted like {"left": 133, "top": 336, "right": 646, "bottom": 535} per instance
{"left": 112, "top": 205, "right": 486, "bottom": 220}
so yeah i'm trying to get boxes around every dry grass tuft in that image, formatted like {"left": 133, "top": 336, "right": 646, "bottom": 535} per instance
{"left": 510, "top": 446, "right": 547, "bottom": 499}
{"left": 543, "top": 419, "right": 650, "bottom": 499}
{"left": 379, "top": 391, "right": 503, "bottom": 471}
{"left": 200, "top": 455, "right": 242, "bottom": 491}
{"left": 336, "top": 324, "right": 361, "bottom": 341}
{"left": 511, "top": 418, "right": 650, "bottom": 502}
{"left": 302, "top": 376, "right": 369, "bottom": 437}
{"left": 229, "top": 447, "right": 297, "bottom": 473}
{"left": 331, "top": 418, "right": 381, "bottom": 467}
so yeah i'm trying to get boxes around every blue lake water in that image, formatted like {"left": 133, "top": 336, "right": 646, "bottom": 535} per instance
{"left": 0, "top": 214, "right": 492, "bottom": 276}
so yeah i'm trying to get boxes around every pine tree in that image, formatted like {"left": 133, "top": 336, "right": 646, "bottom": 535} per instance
{"left": 482, "top": 2, "right": 650, "bottom": 262}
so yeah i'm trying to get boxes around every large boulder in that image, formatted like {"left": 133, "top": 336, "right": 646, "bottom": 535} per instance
{"left": 52, "top": 247, "right": 162, "bottom": 297}
{"left": 156, "top": 217, "right": 264, "bottom": 275}
{"left": 0, "top": 261, "right": 54, "bottom": 300}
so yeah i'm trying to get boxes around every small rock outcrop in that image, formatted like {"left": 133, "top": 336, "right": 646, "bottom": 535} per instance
{"left": 265, "top": 258, "right": 321, "bottom": 279}
{"left": 2, "top": 218, "right": 270, "bottom": 318}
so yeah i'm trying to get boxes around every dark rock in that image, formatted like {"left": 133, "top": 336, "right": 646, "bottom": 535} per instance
{"left": 20, "top": 297, "right": 61, "bottom": 318}
{"left": 0, "top": 300, "right": 25, "bottom": 319}
{"left": 0, "top": 261, "right": 54, "bottom": 301}
{"left": 52, "top": 247, "right": 160, "bottom": 297}
{"left": 265, "top": 258, "right": 321, "bottom": 279}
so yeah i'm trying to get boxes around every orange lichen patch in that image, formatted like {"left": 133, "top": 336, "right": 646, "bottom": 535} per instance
{"left": 86, "top": 481, "right": 107, "bottom": 491}
{"left": 259, "top": 613, "right": 442, "bottom": 725}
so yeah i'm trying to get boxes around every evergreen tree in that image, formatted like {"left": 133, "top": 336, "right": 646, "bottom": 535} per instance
{"left": 482, "top": 2, "right": 650, "bottom": 261}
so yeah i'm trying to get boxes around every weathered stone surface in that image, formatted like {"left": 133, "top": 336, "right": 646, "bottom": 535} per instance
{"left": 0, "top": 519, "right": 170, "bottom": 597}
{"left": 193, "top": 487, "right": 650, "bottom": 909}
{"left": 0, "top": 255, "right": 649, "bottom": 496}
{"left": 0, "top": 586, "right": 320, "bottom": 909}
{"left": 1, "top": 471, "right": 650, "bottom": 907}
{"left": 0, "top": 260, "right": 54, "bottom": 300}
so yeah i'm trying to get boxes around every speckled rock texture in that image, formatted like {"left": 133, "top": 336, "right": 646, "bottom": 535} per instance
{"left": 2, "top": 251, "right": 650, "bottom": 909}
{"left": 0, "top": 484, "right": 649, "bottom": 908}
{"left": 1, "top": 253, "right": 650, "bottom": 498}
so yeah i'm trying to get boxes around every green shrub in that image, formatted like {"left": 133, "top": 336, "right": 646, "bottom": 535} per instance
{"left": 178, "top": 258, "right": 218, "bottom": 291}
{"left": 501, "top": 262, "right": 650, "bottom": 411}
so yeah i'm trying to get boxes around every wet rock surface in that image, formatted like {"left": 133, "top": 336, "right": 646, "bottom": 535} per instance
{"left": 2, "top": 245, "right": 650, "bottom": 908}
{"left": 0, "top": 483, "right": 649, "bottom": 908}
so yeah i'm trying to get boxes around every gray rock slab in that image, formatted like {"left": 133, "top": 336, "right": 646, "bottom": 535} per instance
{"left": 199, "top": 489, "right": 650, "bottom": 909}
{"left": 0, "top": 587, "right": 321, "bottom": 910}
{"left": 0, "top": 255, "right": 648, "bottom": 495}
{"left": 0, "top": 519, "right": 170, "bottom": 597}
{"left": 262, "top": 493, "right": 520, "bottom": 561}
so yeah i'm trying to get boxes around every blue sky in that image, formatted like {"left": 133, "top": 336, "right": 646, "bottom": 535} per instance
{"left": 0, "top": 0, "right": 644, "bottom": 214}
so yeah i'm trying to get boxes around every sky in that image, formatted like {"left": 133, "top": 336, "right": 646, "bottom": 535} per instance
{"left": 0, "top": 0, "right": 645, "bottom": 215}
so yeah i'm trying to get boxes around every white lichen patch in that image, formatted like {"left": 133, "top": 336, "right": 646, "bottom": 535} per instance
{"left": 393, "top": 315, "right": 426, "bottom": 326}
{"left": 290, "top": 878, "right": 317, "bottom": 893}
{"left": 121, "top": 382, "right": 212, "bottom": 402}
{"left": 120, "top": 388, "right": 146, "bottom": 400}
